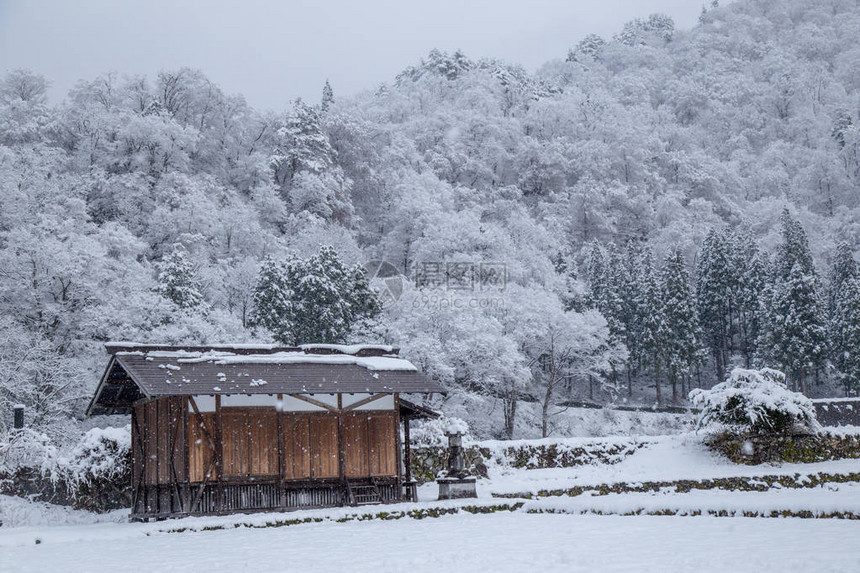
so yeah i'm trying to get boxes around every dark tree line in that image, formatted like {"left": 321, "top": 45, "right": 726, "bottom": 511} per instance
{"left": 583, "top": 209, "right": 859, "bottom": 402}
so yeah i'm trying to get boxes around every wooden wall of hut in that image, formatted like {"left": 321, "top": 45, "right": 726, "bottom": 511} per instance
{"left": 130, "top": 395, "right": 402, "bottom": 519}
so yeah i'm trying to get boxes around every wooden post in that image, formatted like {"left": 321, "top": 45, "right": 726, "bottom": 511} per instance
{"left": 403, "top": 416, "right": 412, "bottom": 485}
{"left": 182, "top": 397, "right": 190, "bottom": 513}
{"left": 394, "top": 394, "right": 403, "bottom": 501}
{"left": 277, "top": 394, "right": 286, "bottom": 508}
{"left": 336, "top": 394, "right": 346, "bottom": 504}
{"left": 215, "top": 395, "right": 223, "bottom": 513}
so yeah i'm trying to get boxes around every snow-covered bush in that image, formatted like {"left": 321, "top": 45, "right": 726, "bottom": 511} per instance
{"left": 63, "top": 426, "right": 131, "bottom": 489}
{"left": 409, "top": 415, "right": 471, "bottom": 447}
{"left": 0, "top": 426, "right": 131, "bottom": 510}
{"left": 0, "top": 428, "right": 60, "bottom": 477}
{"left": 689, "top": 368, "right": 820, "bottom": 435}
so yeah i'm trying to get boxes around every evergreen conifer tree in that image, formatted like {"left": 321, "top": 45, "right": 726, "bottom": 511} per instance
{"left": 155, "top": 244, "right": 205, "bottom": 310}
{"left": 321, "top": 80, "right": 334, "bottom": 112}
{"left": 732, "top": 231, "right": 766, "bottom": 366}
{"left": 270, "top": 98, "right": 335, "bottom": 188}
{"left": 757, "top": 210, "right": 827, "bottom": 394}
{"left": 660, "top": 251, "right": 702, "bottom": 401}
{"left": 637, "top": 248, "right": 666, "bottom": 404}
{"left": 829, "top": 243, "right": 859, "bottom": 394}
{"left": 251, "top": 246, "right": 382, "bottom": 345}
{"left": 833, "top": 277, "right": 860, "bottom": 395}
{"left": 696, "top": 228, "right": 732, "bottom": 381}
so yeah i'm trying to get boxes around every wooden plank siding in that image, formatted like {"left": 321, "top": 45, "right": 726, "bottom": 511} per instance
{"left": 185, "top": 409, "right": 398, "bottom": 482}
{"left": 188, "top": 411, "right": 215, "bottom": 482}
{"left": 133, "top": 396, "right": 403, "bottom": 519}
{"left": 282, "top": 415, "right": 311, "bottom": 480}
{"left": 342, "top": 412, "right": 398, "bottom": 478}
{"left": 309, "top": 415, "right": 339, "bottom": 479}
{"left": 220, "top": 410, "right": 279, "bottom": 477}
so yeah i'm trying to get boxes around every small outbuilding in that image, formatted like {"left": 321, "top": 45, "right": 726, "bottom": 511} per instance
{"left": 86, "top": 343, "right": 444, "bottom": 520}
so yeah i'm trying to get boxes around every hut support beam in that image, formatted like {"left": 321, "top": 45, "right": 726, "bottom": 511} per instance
{"left": 342, "top": 393, "right": 388, "bottom": 411}
{"left": 291, "top": 394, "right": 339, "bottom": 412}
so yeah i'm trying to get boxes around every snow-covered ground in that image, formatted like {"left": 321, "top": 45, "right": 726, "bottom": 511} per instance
{"left": 2, "top": 512, "right": 859, "bottom": 573}
{"left": 464, "top": 433, "right": 860, "bottom": 497}
{"left": 3, "top": 432, "right": 860, "bottom": 573}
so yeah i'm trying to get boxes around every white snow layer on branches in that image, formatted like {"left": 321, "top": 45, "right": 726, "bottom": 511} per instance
{"left": 689, "top": 368, "right": 820, "bottom": 434}
{"left": 0, "top": 426, "right": 130, "bottom": 488}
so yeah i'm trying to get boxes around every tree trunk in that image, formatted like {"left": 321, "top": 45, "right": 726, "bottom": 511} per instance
{"left": 503, "top": 387, "right": 517, "bottom": 439}
{"left": 671, "top": 373, "right": 677, "bottom": 402}
{"left": 627, "top": 368, "right": 632, "bottom": 398}
{"left": 541, "top": 379, "right": 554, "bottom": 439}
{"left": 654, "top": 356, "right": 662, "bottom": 405}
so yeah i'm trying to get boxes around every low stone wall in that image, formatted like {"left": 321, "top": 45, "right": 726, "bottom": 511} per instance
{"left": 708, "top": 432, "right": 860, "bottom": 465}
{"left": 410, "top": 438, "right": 644, "bottom": 484}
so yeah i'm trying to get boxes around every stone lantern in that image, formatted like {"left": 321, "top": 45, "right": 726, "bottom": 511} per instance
{"left": 437, "top": 428, "right": 477, "bottom": 500}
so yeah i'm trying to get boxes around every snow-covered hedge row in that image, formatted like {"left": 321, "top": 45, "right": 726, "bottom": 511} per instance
{"left": 409, "top": 436, "right": 644, "bottom": 483}
{"left": 0, "top": 426, "right": 131, "bottom": 510}
{"left": 690, "top": 368, "right": 820, "bottom": 435}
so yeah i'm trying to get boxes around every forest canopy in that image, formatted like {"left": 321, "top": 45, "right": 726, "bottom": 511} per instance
{"left": 1, "top": 0, "right": 859, "bottom": 440}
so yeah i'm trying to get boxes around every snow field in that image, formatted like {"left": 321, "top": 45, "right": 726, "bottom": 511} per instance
{"left": 3, "top": 432, "right": 860, "bottom": 572}
{"left": 2, "top": 512, "right": 859, "bottom": 573}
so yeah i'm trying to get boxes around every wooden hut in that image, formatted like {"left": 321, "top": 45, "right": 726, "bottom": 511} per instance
{"left": 86, "top": 343, "right": 444, "bottom": 520}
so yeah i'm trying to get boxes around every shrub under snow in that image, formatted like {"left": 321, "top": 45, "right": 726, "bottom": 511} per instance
{"left": 689, "top": 368, "right": 820, "bottom": 436}
{"left": 63, "top": 426, "right": 131, "bottom": 488}
{"left": 0, "top": 426, "right": 131, "bottom": 510}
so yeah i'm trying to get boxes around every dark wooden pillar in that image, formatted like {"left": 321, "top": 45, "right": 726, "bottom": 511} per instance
{"left": 182, "top": 397, "right": 190, "bottom": 513}
{"left": 277, "top": 394, "right": 286, "bottom": 508}
{"left": 336, "top": 394, "right": 346, "bottom": 505}
{"left": 403, "top": 416, "right": 412, "bottom": 484}
{"left": 215, "top": 395, "right": 223, "bottom": 513}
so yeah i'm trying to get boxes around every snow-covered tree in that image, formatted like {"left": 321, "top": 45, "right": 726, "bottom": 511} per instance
{"left": 155, "top": 243, "right": 205, "bottom": 310}
{"left": 250, "top": 246, "right": 381, "bottom": 345}
{"left": 756, "top": 210, "right": 827, "bottom": 394}
{"left": 690, "top": 368, "right": 820, "bottom": 436}
{"left": 270, "top": 98, "right": 336, "bottom": 189}
{"left": 321, "top": 80, "right": 334, "bottom": 113}
{"left": 660, "top": 251, "right": 702, "bottom": 401}
{"left": 696, "top": 228, "right": 732, "bottom": 381}
{"left": 637, "top": 249, "right": 666, "bottom": 403}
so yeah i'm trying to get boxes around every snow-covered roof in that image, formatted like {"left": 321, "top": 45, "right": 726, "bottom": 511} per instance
{"left": 87, "top": 343, "right": 444, "bottom": 416}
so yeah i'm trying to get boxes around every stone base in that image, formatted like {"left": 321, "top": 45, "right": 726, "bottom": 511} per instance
{"left": 437, "top": 476, "right": 477, "bottom": 500}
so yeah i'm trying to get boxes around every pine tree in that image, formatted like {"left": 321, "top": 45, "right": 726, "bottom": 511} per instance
{"left": 270, "top": 98, "right": 335, "bottom": 188}
{"left": 584, "top": 241, "right": 627, "bottom": 396}
{"left": 829, "top": 243, "right": 859, "bottom": 394}
{"left": 155, "top": 244, "right": 205, "bottom": 309}
{"left": 732, "top": 231, "right": 766, "bottom": 366}
{"left": 828, "top": 242, "right": 857, "bottom": 316}
{"left": 321, "top": 80, "right": 334, "bottom": 113}
{"left": 757, "top": 210, "right": 827, "bottom": 394}
{"left": 660, "top": 251, "right": 701, "bottom": 401}
{"left": 250, "top": 246, "right": 382, "bottom": 345}
{"left": 637, "top": 248, "right": 666, "bottom": 404}
{"left": 617, "top": 243, "right": 642, "bottom": 397}
{"left": 833, "top": 277, "right": 860, "bottom": 395}
{"left": 696, "top": 228, "right": 732, "bottom": 381}
{"left": 249, "top": 255, "right": 292, "bottom": 341}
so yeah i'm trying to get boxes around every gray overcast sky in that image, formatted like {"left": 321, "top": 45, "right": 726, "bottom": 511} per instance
{"left": 0, "top": 0, "right": 704, "bottom": 112}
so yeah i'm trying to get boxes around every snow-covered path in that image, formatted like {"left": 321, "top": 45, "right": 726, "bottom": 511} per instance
{"left": 3, "top": 512, "right": 859, "bottom": 573}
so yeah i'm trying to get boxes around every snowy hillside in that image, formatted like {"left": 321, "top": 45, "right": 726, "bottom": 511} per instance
{"left": 3, "top": 0, "right": 860, "bottom": 442}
